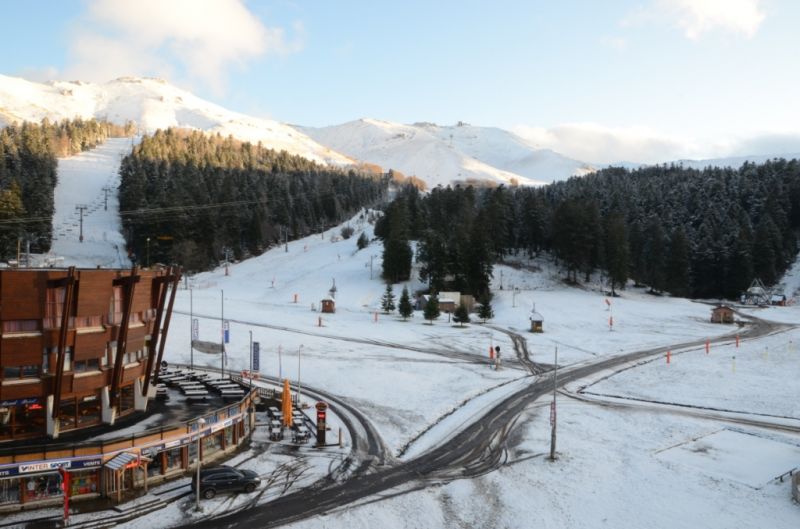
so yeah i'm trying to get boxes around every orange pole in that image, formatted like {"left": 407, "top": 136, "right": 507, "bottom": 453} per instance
{"left": 705, "top": 339, "right": 710, "bottom": 354}
{"left": 373, "top": 312, "right": 378, "bottom": 323}
{"left": 489, "top": 346, "right": 494, "bottom": 360}
{"left": 735, "top": 335, "right": 740, "bottom": 348}
{"left": 318, "top": 316, "right": 322, "bottom": 327}
{"left": 294, "top": 293, "right": 298, "bottom": 303}
{"left": 666, "top": 350, "right": 671, "bottom": 364}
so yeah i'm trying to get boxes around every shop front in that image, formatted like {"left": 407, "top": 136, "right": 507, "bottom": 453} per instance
{"left": 0, "top": 457, "right": 102, "bottom": 509}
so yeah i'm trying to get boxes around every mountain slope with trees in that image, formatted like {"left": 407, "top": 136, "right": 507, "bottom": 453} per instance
{"left": 0, "top": 118, "right": 133, "bottom": 258}
{"left": 377, "top": 160, "right": 800, "bottom": 299}
{"left": 118, "top": 129, "right": 387, "bottom": 270}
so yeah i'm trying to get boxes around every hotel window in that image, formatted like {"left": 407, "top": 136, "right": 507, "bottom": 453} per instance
{"left": 75, "top": 315, "right": 103, "bottom": 329}
{"left": 2, "top": 365, "right": 39, "bottom": 379}
{"left": 74, "top": 358, "right": 100, "bottom": 373}
{"left": 109, "top": 286, "right": 123, "bottom": 324}
{"left": 2, "top": 320, "right": 39, "bottom": 333}
{"left": 45, "top": 286, "right": 65, "bottom": 322}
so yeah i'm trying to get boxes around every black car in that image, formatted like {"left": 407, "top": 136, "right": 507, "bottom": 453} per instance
{"left": 191, "top": 465, "right": 261, "bottom": 499}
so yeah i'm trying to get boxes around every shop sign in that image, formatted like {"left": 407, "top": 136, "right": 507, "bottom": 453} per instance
{"left": 0, "top": 457, "right": 100, "bottom": 477}
{"left": 0, "top": 398, "right": 39, "bottom": 407}
{"left": 164, "top": 439, "right": 181, "bottom": 449}
{"left": 20, "top": 460, "right": 72, "bottom": 474}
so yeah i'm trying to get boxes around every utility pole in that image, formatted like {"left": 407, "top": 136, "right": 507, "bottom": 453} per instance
{"left": 249, "top": 330, "right": 253, "bottom": 391}
{"left": 102, "top": 186, "right": 112, "bottom": 211}
{"left": 189, "top": 287, "right": 194, "bottom": 370}
{"left": 370, "top": 255, "right": 374, "bottom": 280}
{"left": 75, "top": 204, "right": 88, "bottom": 242}
{"left": 220, "top": 289, "right": 225, "bottom": 378}
{"left": 549, "top": 346, "right": 558, "bottom": 461}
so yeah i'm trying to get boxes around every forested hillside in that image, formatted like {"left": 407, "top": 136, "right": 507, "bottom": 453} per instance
{"left": 118, "top": 129, "right": 387, "bottom": 270}
{"left": 0, "top": 118, "right": 133, "bottom": 258}
{"left": 379, "top": 160, "right": 800, "bottom": 299}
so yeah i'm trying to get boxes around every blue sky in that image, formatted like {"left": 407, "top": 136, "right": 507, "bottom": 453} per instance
{"left": 3, "top": 0, "right": 800, "bottom": 162}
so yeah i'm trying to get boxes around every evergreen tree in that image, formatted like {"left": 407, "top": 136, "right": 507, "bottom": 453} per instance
{"left": 380, "top": 284, "right": 396, "bottom": 313}
{"left": 398, "top": 286, "right": 413, "bottom": 320}
{"left": 453, "top": 303, "right": 470, "bottom": 327}
{"left": 356, "top": 231, "right": 369, "bottom": 250}
{"left": 666, "top": 228, "right": 690, "bottom": 297}
{"left": 423, "top": 295, "right": 440, "bottom": 324}
{"left": 604, "top": 213, "right": 629, "bottom": 295}
{"left": 477, "top": 294, "right": 494, "bottom": 322}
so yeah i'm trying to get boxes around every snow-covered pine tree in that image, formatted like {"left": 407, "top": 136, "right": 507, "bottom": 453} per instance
{"left": 381, "top": 284, "right": 396, "bottom": 313}
{"left": 398, "top": 286, "right": 413, "bottom": 320}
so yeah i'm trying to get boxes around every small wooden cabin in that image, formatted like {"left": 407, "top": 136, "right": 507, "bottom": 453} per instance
{"left": 321, "top": 297, "right": 336, "bottom": 314}
{"left": 710, "top": 305, "right": 734, "bottom": 324}
{"left": 438, "top": 292, "right": 460, "bottom": 314}
{"left": 530, "top": 311, "right": 544, "bottom": 333}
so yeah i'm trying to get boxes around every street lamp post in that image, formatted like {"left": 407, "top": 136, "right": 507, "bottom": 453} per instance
{"left": 297, "top": 345, "right": 303, "bottom": 408}
{"left": 195, "top": 417, "right": 206, "bottom": 511}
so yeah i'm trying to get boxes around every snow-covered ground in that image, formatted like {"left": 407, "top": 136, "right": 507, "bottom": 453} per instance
{"left": 38, "top": 138, "right": 800, "bottom": 527}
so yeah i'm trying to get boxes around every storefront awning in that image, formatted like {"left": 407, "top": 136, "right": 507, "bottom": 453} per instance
{"left": 104, "top": 452, "right": 138, "bottom": 471}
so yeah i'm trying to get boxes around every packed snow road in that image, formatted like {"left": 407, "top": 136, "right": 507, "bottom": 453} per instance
{"left": 183, "top": 312, "right": 783, "bottom": 529}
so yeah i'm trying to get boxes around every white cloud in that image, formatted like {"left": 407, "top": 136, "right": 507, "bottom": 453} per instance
{"left": 513, "top": 123, "right": 800, "bottom": 165}
{"left": 513, "top": 123, "right": 698, "bottom": 164}
{"left": 63, "top": 0, "right": 303, "bottom": 95}
{"left": 624, "top": 0, "right": 765, "bottom": 39}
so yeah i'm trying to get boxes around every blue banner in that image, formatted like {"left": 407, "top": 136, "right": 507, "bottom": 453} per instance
{"left": 252, "top": 342, "right": 260, "bottom": 372}
{"left": 223, "top": 320, "right": 230, "bottom": 343}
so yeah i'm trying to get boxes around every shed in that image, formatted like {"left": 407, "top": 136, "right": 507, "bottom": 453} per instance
{"left": 710, "top": 305, "right": 734, "bottom": 324}
{"left": 438, "top": 291, "right": 460, "bottom": 314}
{"left": 530, "top": 311, "right": 544, "bottom": 333}
{"left": 770, "top": 294, "right": 786, "bottom": 306}
{"left": 321, "top": 297, "right": 335, "bottom": 314}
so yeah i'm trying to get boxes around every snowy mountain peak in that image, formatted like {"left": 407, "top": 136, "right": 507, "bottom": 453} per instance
{"left": 0, "top": 74, "right": 353, "bottom": 166}
{"left": 303, "top": 118, "right": 593, "bottom": 188}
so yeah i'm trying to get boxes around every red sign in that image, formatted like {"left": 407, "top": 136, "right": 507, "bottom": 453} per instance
{"left": 59, "top": 466, "right": 70, "bottom": 522}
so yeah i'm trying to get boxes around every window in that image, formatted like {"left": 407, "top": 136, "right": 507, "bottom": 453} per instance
{"left": 2, "top": 366, "right": 39, "bottom": 379}
{"left": 75, "top": 315, "right": 103, "bottom": 329}
{"left": 77, "top": 394, "right": 100, "bottom": 427}
{"left": 63, "top": 348, "right": 72, "bottom": 371}
{"left": 109, "top": 287, "right": 123, "bottom": 324}
{"left": 2, "top": 320, "right": 39, "bottom": 333}
{"left": 42, "top": 349, "right": 49, "bottom": 375}
{"left": 59, "top": 398, "right": 77, "bottom": 431}
{"left": 74, "top": 359, "right": 100, "bottom": 373}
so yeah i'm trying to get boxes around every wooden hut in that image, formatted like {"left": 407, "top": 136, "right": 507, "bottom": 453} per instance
{"left": 530, "top": 311, "right": 544, "bottom": 333}
{"left": 321, "top": 297, "right": 335, "bottom": 314}
{"left": 710, "top": 305, "right": 734, "bottom": 324}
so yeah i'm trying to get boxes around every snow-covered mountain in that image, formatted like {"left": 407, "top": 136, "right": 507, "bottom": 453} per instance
{"left": 0, "top": 74, "right": 352, "bottom": 166}
{"left": 304, "top": 119, "right": 593, "bottom": 188}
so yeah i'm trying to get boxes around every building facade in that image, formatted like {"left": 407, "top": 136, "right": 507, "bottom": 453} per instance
{"left": 0, "top": 266, "right": 181, "bottom": 442}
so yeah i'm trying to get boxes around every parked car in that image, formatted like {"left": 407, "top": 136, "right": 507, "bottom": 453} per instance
{"left": 191, "top": 465, "right": 261, "bottom": 499}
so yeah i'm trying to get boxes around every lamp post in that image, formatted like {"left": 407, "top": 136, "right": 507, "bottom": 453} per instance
{"left": 195, "top": 417, "right": 206, "bottom": 511}
{"left": 297, "top": 345, "right": 303, "bottom": 408}
{"left": 146, "top": 237, "right": 151, "bottom": 268}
